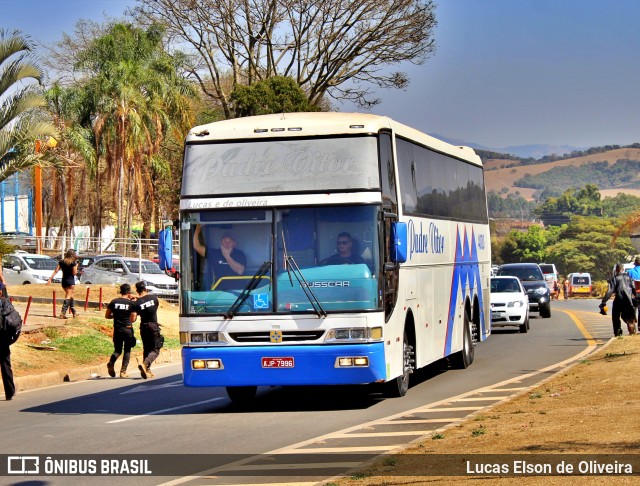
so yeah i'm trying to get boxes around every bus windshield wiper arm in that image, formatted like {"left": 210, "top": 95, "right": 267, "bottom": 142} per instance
{"left": 284, "top": 255, "right": 327, "bottom": 318}
{"left": 225, "top": 260, "right": 272, "bottom": 319}
{"left": 281, "top": 231, "right": 326, "bottom": 318}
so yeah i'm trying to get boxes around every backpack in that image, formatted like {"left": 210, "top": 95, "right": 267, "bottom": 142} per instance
{"left": 0, "top": 298, "right": 22, "bottom": 345}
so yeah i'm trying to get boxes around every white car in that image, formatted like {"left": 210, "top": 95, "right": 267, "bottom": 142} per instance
{"left": 490, "top": 276, "right": 530, "bottom": 333}
{"left": 2, "top": 252, "right": 60, "bottom": 285}
{"left": 80, "top": 255, "right": 178, "bottom": 301}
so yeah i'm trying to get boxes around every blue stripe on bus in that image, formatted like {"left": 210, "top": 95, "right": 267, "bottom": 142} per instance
{"left": 182, "top": 343, "right": 387, "bottom": 387}
{"left": 444, "top": 226, "right": 486, "bottom": 355}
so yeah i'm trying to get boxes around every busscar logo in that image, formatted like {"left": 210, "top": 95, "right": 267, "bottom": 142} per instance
{"left": 8, "top": 456, "right": 39, "bottom": 474}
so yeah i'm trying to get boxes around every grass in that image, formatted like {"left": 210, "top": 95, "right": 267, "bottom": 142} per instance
{"left": 48, "top": 329, "right": 114, "bottom": 363}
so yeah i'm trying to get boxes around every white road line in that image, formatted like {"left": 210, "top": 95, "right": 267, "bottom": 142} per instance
{"left": 212, "top": 462, "right": 362, "bottom": 471}
{"left": 375, "top": 418, "right": 462, "bottom": 424}
{"left": 287, "top": 446, "right": 404, "bottom": 453}
{"left": 412, "top": 406, "right": 483, "bottom": 412}
{"left": 453, "top": 396, "right": 509, "bottom": 401}
{"left": 106, "top": 397, "right": 225, "bottom": 423}
{"left": 332, "top": 431, "right": 435, "bottom": 437}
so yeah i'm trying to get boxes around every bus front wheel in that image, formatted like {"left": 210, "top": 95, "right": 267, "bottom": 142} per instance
{"left": 383, "top": 331, "right": 414, "bottom": 398}
{"left": 226, "top": 386, "right": 257, "bottom": 404}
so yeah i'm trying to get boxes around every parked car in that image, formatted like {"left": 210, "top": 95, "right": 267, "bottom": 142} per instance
{"left": 80, "top": 255, "right": 178, "bottom": 301}
{"left": 490, "top": 276, "right": 530, "bottom": 333}
{"left": 567, "top": 272, "right": 592, "bottom": 298}
{"left": 0, "top": 231, "right": 36, "bottom": 252}
{"left": 538, "top": 263, "right": 559, "bottom": 299}
{"left": 497, "top": 263, "right": 551, "bottom": 318}
{"left": 2, "top": 252, "right": 60, "bottom": 285}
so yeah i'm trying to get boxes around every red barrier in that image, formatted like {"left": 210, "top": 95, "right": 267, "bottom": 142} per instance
{"left": 84, "top": 287, "right": 91, "bottom": 311}
{"left": 99, "top": 287, "right": 103, "bottom": 311}
{"left": 24, "top": 296, "right": 32, "bottom": 325}
{"left": 53, "top": 290, "right": 57, "bottom": 317}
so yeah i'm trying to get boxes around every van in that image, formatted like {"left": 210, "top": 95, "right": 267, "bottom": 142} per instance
{"left": 538, "top": 263, "right": 559, "bottom": 297}
{"left": 567, "top": 273, "right": 592, "bottom": 297}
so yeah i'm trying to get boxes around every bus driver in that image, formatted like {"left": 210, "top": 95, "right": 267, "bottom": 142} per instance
{"left": 193, "top": 226, "right": 246, "bottom": 290}
{"left": 320, "top": 232, "right": 364, "bottom": 265}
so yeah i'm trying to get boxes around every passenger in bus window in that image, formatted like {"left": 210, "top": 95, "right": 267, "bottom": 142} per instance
{"left": 320, "top": 232, "right": 364, "bottom": 265}
{"left": 193, "top": 225, "right": 247, "bottom": 290}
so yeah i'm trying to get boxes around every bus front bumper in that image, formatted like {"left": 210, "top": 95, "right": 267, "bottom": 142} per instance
{"left": 182, "top": 343, "right": 386, "bottom": 387}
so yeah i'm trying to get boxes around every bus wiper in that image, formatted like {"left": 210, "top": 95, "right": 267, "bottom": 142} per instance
{"left": 225, "top": 260, "right": 272, "bottom": 319}
{"left": 282, "top": 232, "right": 326, "bottom": 318}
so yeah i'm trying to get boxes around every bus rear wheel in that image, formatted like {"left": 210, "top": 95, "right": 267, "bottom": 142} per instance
{"left": 451, "top": 311, "right": 474, "bottom": 369}
{"left": 226, "top": 386, "right": 257, "bottom": 404}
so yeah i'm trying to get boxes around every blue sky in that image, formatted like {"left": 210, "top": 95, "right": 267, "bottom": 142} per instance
{"left": 3, "top": 0, "right": 639, "bottom": 151}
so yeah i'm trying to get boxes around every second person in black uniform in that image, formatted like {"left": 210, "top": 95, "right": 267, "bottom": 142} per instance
{"left": 133, "top": 281, "right": 162, "bottom": 379}
{"left": 105, "top": 283, "right": 138, "bottom": 378}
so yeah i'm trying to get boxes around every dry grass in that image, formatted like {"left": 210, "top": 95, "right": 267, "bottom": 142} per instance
{"left": 334, "top": 336, "right": 640, "bottom": 485}
{"left": 483, "top": 147, "right": 640, "bottom": 201}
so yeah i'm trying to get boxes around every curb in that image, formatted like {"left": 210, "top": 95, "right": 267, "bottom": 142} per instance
{"left": 14, "top": 348, "right": 183, "bottom": 393}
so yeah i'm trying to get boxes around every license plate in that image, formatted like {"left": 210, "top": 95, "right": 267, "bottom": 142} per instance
{"left": 262, "top": 357, "right": 294, "bottom": 368}
{"left": 491, "top": 312, "right": 501, "bottom": 320}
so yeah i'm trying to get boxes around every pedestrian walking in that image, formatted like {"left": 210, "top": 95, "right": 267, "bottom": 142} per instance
{"left": 562, "top": 278, "right": 569, "bottom": 300}
{"left": 0, "top": 265, "right": 14, "bottom": 400}
{"left": 626, "top": 256, "right": 640, "bottom": 322}
{"left": 132, "top": 281, "right": 163, "bottom": 379}
{"left": 600, "top": 263, "right": 637, "bottom": 337}
{"left": 47, "top": 249, "right": 79, "bottom": 319}
{"left": 105, "top": 283, "right": 138, "bottom": 378}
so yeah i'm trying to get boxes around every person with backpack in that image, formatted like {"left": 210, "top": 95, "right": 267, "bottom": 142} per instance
{"left": 132, "top": 281, "right": 164, "bottom": 379}
{"left": 0, "top": 266, "right": 19, "bottom": 400}
{"left": 105, "top": 284, "right": 137, "bottom": 378}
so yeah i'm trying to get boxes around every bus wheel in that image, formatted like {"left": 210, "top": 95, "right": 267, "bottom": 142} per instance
{"left": 451, "top": 311, "right": 474, "bottom": 369}
{"left": 226, "top": 386, "right": 257, "bottom": 404}
{"left": 383, "top": 331, "right": 414, "bottom": 398}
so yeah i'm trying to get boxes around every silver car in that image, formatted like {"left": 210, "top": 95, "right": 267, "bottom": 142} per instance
{"left": 0, "top": 231, "right": 37, "bottom": 252}
{"left": 80, "top": 256, "right": 178, "bottom": 301}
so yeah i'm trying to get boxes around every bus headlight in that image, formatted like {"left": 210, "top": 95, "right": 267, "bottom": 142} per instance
{"left": 336, "top": 356, "right": 369, "bottom": 367}
{"left": 183, "top": 332, "right": 224, "bottom": 345}
{"left": 325, "top": 327, "right": 383, "bottom": 342}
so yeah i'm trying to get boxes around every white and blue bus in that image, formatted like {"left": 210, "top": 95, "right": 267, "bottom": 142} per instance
{"left": 179, "top": 112, "right": 491, "bottom": 402}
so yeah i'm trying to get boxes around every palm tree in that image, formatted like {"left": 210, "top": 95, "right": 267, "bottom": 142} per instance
{"left": 75, "top": 23, "right": 195, "bottom": 240}
{"left": 0, "top": 29, "right": 57, "bottom": 181}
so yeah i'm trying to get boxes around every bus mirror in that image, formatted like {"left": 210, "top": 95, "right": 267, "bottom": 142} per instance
{"left": 390, "top": 222, "right": 407, "bottom": 263}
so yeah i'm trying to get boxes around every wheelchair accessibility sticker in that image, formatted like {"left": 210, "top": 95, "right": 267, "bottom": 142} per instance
{"left": 253, "top": 294, "right": 269, "bottom": 310}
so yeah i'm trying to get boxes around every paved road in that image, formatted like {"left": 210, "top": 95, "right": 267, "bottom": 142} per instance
{"left": 0, "top": 302, "right": 609, "bottom": 485}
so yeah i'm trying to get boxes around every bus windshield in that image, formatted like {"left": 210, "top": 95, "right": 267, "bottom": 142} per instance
{"left": 181, "top": 205, "right": 381, "bottom": 315}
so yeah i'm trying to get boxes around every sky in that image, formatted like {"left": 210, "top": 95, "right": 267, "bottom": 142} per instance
{"left": 2, "top": 0, "right": 639, "bottom": 153}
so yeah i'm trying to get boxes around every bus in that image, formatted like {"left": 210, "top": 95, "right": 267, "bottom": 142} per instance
{"left": 179, "top": 112, "right": 491, "bottom": 402}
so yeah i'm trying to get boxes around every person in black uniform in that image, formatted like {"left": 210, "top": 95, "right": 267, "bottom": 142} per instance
{"left": 600, "top": 263, "right": 637, "bottom": 337}
{"left": 105, "top": 283, "right": 138, "bottom": 378}
{"left": 133, "top": 281, "right": 162, "bottom": 379}
{"left": 47, "top": 249, "right": 79, "bottom": 319}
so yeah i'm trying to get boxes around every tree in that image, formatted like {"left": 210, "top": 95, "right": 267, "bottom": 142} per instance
{"left": 0, "top": 29, "right": 57, "bottom": 181}
{"left": 74, "top": 23, "right": 195, "bottom": 239}
{"left": 535, "top": 184, "right": 603, "bottom": 227}
{"left": 131, "top": 0, "right": 437, "bottom": 117}
{"left": 231, "top": 76, "right": 319, "bottom": 117}
{"left": 548, "top": 217, "right": 634, "bottom": 281}
{"left": 499, "top": 225, "right": 548, "bottom": 264}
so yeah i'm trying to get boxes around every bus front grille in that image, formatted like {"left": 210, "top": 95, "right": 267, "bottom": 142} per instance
{"left": 229, "top": 331, "right": 324, "bottom": 343}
